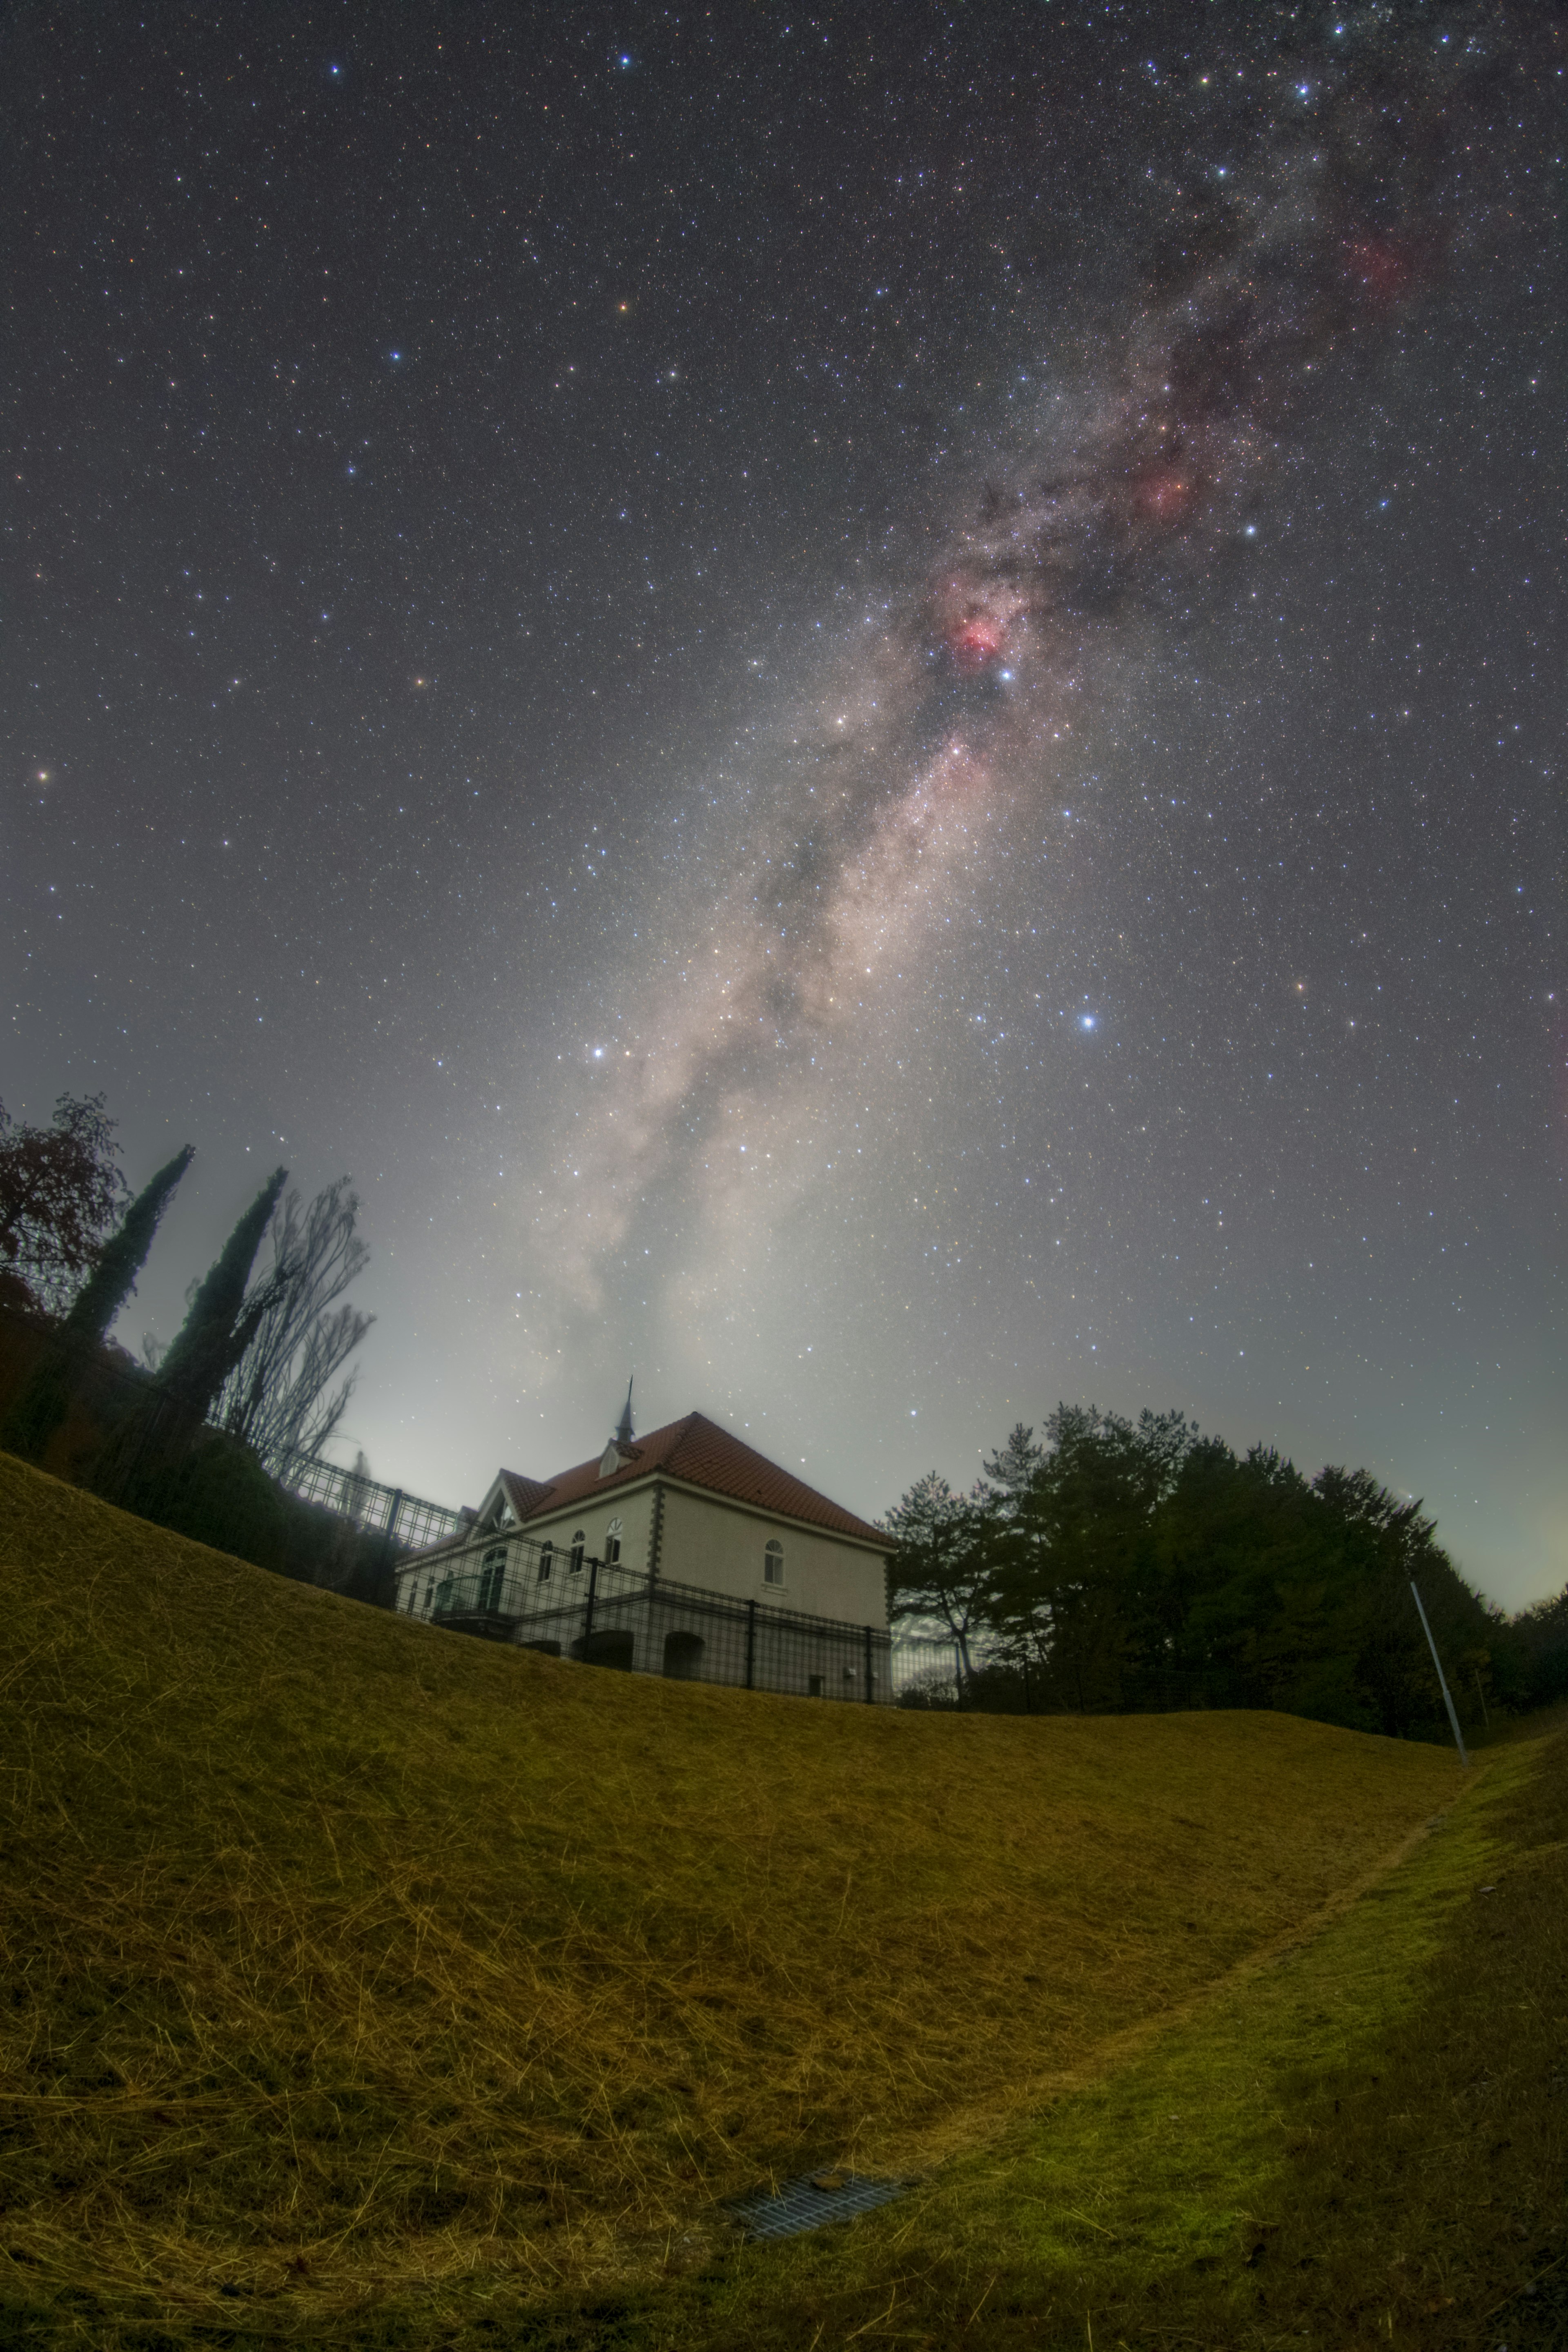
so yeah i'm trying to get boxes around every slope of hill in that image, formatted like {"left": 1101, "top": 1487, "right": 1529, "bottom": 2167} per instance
{"left": 0, "top": 1452, "right": 1466, "bottom": 2334}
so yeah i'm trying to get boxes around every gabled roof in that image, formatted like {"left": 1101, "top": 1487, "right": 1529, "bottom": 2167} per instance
{"left": 497, "top": 1470, "right": 553, "bottom": 1519}
{"left": 498, "top": 1412, "right": 887, "bottom": 1550}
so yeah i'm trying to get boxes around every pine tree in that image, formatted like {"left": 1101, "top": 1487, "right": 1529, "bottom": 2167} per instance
{"left": 158, "top": 1166, "right": 288, "bottom": 1422}
{"left": 1, "top": 1146, "right": 194, "bottom": 1462}
{"left": 882, "top": 1470, "right": 995, "bottom": 1684}
{"left": 980, "top": 1422, "right": 1044, "bottom": 1501}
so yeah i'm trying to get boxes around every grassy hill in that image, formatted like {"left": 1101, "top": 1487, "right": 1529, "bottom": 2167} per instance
{"left": 0, "top": 1451, "right": 1542, "bottom": 2349}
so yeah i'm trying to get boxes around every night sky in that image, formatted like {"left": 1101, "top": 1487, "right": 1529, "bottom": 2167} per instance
{"left": 5, "top": 3, "right": 1563, "bottom": 1607}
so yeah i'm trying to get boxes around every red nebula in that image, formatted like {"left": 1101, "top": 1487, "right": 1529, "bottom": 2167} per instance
{"left": 948, "top": 614, "right": 1005, "bottom": 671}
{"left": 1344, "top": 236, "right": 1413, "bottom": 305}
{"left": 1131, "top": 467, "right": 1194, "bottom": 523}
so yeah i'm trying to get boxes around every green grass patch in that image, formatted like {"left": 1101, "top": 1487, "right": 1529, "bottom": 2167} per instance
{"left": 597, "top": 1718, "right": 1562, "bottom": 2352}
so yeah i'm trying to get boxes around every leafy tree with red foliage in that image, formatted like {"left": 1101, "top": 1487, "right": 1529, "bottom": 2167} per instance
{"left": 0, "top": 1094, "right": 127, "bottom": 1314}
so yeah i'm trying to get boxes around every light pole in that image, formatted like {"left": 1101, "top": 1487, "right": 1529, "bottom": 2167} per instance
{"left": 1410, "top": 1581, "right": 1468, "bottom": 1767}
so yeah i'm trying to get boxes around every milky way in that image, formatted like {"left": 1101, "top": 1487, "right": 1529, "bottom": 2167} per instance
{"left": 523, "top": 2, "right": 1552, "bottom": 1356}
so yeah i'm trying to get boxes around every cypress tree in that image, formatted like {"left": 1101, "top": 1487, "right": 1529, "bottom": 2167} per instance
{"left": 61, "top": 1145, "right": 194, "bottom": 1344}
{"left": 158, "top": 1166, "right": 288, "bottom": 1422}
{"left": 1, "top": 1145, "right": 194, "bottom": 1462}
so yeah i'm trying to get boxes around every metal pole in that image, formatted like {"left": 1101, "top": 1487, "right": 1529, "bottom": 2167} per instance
{"left": 744, "top": 1598, "right": 756, "bottom": 1690}
{"left": 1410, "top": 1581, "right": 1468, "bottom": 1767}
{"left": 384, "top": 1487, "right": 404, "bottom": 1542}
{"left": 583, "top": 1555, "right": 599, "bottom": 1652}
{"left": 863, "top": 1624, "right": 873, "bottom": 1704}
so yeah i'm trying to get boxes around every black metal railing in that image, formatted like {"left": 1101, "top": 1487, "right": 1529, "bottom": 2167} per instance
{"left": 396, "top": 1523, "right": 955, "bottom": 1704}
{"left": 271, "top": 1449, "right": 467, "bottom": 1554}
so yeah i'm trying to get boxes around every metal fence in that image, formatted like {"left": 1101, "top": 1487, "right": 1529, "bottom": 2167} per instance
{"left": 273, "top": 1449, "right": 468, "bottom": 1555}
{"left": 397, "top": 1524, "right": 956, "bottom": 1705}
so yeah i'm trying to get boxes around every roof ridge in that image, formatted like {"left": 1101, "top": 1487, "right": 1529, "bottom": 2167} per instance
{"left": 501, "top": 1410, "right": 885, "bottom": 1549}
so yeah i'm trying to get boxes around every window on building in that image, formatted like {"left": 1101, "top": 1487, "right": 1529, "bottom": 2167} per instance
{"left": 764, "top": 1539, "right": 785, "bottom": 1586}
{"left": 421, "top": 1577, "right": 434, "bottom": 1617}
{"left": 570, "top": 1530, "right": 586, "bottom": 1574}
{"left": 479, "top": 1542, "right": 506, "bottom": 1614}
{"left": 537, "top": 1541, "right": 553, "bottom": 1584}
{"left": 808, "top": 1673, "right": 824, "bottom": 1699}
{"left": 605, "top": 1517, "right": 623, "bottom": 1566}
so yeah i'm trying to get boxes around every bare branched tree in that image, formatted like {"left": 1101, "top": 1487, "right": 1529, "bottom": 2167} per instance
{"left": 216, "top": 1178, "right": 374, "bottom": 1469}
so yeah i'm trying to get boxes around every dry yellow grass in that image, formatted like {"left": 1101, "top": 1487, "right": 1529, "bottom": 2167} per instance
{"left": 0, "top": 1450, "right": 1463, "bottom": 2328}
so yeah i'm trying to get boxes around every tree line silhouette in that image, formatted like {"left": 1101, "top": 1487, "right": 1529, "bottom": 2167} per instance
{"left": 886, "top": 1407, "right": 1567, "bottom": 1734}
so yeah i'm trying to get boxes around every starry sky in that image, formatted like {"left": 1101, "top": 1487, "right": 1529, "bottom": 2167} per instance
{"left": 4, "top": 2, "right": 1563, "bottom": 1607}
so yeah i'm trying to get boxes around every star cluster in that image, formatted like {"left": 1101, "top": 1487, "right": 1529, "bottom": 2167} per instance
{"left": 3, "top": 2, "right": 1562, "bottom": 1603}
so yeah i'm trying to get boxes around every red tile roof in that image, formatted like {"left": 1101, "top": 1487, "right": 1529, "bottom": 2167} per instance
{"left": 499, "top": 1412, "right": 887, "bottom": 1549}
{"left": 498, "top": 1470, "right": 554, "bottom": 1518}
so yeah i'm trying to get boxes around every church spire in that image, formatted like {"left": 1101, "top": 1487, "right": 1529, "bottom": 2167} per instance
{"left": 599, "top": 1377, "right": 637, "bottom": 1479}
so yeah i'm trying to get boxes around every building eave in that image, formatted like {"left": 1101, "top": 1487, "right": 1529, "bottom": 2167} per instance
{"left": 519, "top": 1466, "right": 890, "bottom": 1559}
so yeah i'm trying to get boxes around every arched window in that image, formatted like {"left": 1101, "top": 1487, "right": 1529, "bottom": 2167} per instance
{"left": 570, "top": 1530, "right": 587, "bottom": 1574}
{"left": 478, "top": 1542, "right": 507, "bottom": 1614}
{"left": 537, "top": 1540, "right": 553, "bottom": 1584}
{"left": 764, "top": 1539, "right": 785, "bottom": 1587}
{"left": 605, "top": 1517, "right": 623, "bottom": 1566}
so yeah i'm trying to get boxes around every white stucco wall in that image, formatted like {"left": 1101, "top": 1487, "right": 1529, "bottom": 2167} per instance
{"left": 395, "top": 1476, "right": 887, "bottom": 1633}
{"left": 522, "top": 1483, "right": 659, "bottom": 1573}
{"left": 653, "top": 1485, "right": 887, "bottom": 1627}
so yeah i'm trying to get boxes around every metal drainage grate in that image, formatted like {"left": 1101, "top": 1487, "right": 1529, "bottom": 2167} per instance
{"left": 726, "top": 2168, "right": 909, "bottom": 2243}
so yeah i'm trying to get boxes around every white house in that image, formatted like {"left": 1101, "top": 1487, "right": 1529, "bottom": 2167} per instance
{"left": 393, "top": 1392, "right": 893, "bottom": 1697}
